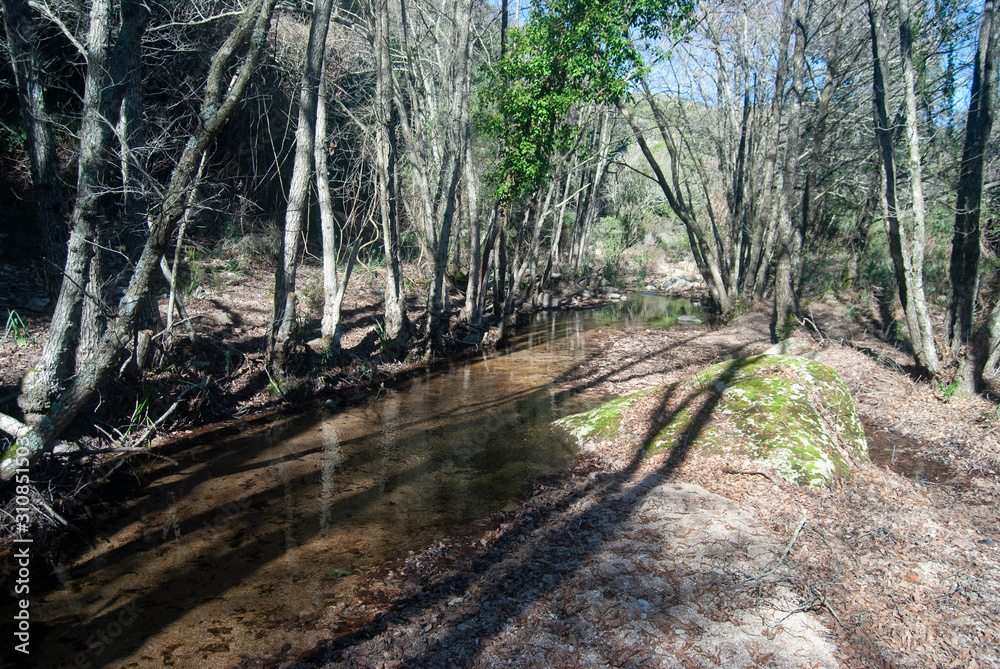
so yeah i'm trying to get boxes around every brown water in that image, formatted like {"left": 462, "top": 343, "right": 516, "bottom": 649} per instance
{"left": 26, "top": 302, "right": 697, "bottom": 669}
{"left": 865, "top": 424, "right": 959, "bottom": 483}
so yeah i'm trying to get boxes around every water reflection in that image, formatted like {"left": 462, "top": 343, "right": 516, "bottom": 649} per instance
{"left": 865, "top": 424, "right": 958, "bottom": 483}
{"left": 319, "top": 423, "right": 342, "bottom": 531}
{"left": 594, "top": 293, "right": 709, "bottom": 327}
{"left": 31, "top": 306, "right": 648, "bottom": 669}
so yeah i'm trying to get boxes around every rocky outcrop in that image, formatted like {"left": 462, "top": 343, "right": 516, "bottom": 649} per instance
{"left": 555, "top": 355, "right": 869, "bottom": 487}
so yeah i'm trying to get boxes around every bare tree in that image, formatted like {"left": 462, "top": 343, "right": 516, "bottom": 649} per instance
{"left": 949, "top": 0, "right": 998, "bottom": 391}
{"left": 1, "top": 0, "right": 279, "bottom": 483}
{"left": 316, "top": 68, "right": 362, "bottom": 349}
{"left": 2, "top": 0, "right": 66, "bottom": 297}
{"left": 372, "top": 0, "right": 411, "bottom": 347}
{"left": 772, "top": 0, "right": 807, "bottom": 339}
{"left": 868, "top": 0, "right": 939, "bottom": 375}
{"left": 268, "top": 0, "right": 335, "bottom": 378}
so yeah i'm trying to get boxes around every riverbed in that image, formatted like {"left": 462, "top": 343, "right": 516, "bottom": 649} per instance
{"left": 22, "top": 294, "right": 958, "bottom": 669}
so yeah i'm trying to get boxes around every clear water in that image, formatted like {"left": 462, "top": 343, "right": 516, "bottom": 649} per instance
{"left": 26, "top": 298, "right": 704, "bottom": 668}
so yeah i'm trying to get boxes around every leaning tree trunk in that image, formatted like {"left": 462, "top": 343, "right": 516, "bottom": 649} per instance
{"left": 268, "top": 0, "right": 334, "bottom": 379}
{"left": 948, "top": 0, "right": 997, "bottom": 392}
{"left": 618, "top": 99, "right": 733, "bottom": 313}
{"left": 1, "top": 0, "right": 278, "bottom": 483}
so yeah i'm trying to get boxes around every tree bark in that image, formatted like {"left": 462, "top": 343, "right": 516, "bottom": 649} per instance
{"left": 948, "top": 0, "right": 997, "bottom": 391}
{"left": 772, "top": 0, "right": 807, "bottom": 341}
{"left": 868, "top": 0, "right": 939, "bottom": 376}
{"left": 984, "top": 299, "right": 1000, "bottom": 396}
{"left": 897, "top": 0, "right": 939, "bottom": 374}
{"left": 2, "top": 0, "right": 66, "bottom": 298}
{"left": 316, "top": 69, "right": 356, "bottom": 349}
{"left": 373, "top": 0, "right": 410, "bottom": 347}
{"left": 268, "top": 0, "right": 334, "bottom": 378}
{"left": 748, "top": 0, "right": 794, "bottom": 300}
{"left": 18, "top": 0, "right": 145, "bottom": 422}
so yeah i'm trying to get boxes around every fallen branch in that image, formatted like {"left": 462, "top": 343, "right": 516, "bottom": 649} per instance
{"left": 810, "top": 587, "right": 844, "bottom": 628}
{"left": 132, "top": 376, "right": 209, "bottom": 447}
{"left": 751, "top": 511, "right": 808, "bottom": 583}
{"left": 71, "top": 447, "right": 179, "bottom": 466}
{"left": 723, "top": 467, "right": 782, "bottom": 486}
{"left": 0, "top": 411, "right": 29, "bottom": 440}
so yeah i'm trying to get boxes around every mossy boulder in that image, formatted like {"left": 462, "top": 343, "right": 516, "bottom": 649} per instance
{"left": 555, "top": 355, "right": 869, "bottom": 487}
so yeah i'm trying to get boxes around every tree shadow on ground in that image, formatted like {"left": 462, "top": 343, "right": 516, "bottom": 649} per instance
{"left": 23, "top": 354, "right": 602, "bottom": 668}
{"left": 254, "top": 357, "right": 757, "bottom": 668}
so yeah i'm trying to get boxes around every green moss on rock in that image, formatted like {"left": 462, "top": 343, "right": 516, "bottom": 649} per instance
{"left": 555, "top": 355, "right": 869, "bottom": 487}
{"left": 553, "top": 387, "right": 659, "bottom": 447}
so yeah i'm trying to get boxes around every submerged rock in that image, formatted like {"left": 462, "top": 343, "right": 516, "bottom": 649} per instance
{"left": 554, "top": 355, "right": 868, "bottom": 487}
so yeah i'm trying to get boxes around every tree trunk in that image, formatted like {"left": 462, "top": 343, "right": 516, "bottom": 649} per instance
{"left": 2, "top": 0, "right": 278, "bottom": 482}
{"left": 772, "top": 0, "right": 807, "bottom": 340}
{"left": 18, "top": 0, "right": 142, "bottom": 422}
{"left": 374, "top": 0, "right": 410, "bottom": 347}
{"left": 118, "top": 22, "right": 162, "bottom": 337}
{"left": 897, "top": 0, "right": 939, "bottom": 374}
{"left": 268, "top": 0, "right": 334, "bottom": 379}
{"left": 847, "top": 178, "right": 878, "bottom": 288}
{"left": 316, "top": 69, "right": 338, "bottom": 342}
{"left": 747, "top": 0, "right": 793, "bottom": 301}
{"left": 948, "top": 0, "right": 997, "bottom": 391}
{"left": 617, "top": 99, "right": 732, "bottom": 313}
{"left": 2, "top": 0, "right": 66, "bottom": 298}
{"left": 983, "top": 299, "right": 1000, "bottom": 396}
{"left": 461, "top": 136, "right": 483, "bottom": 325}
{"left": 868, "top": 0, "right": 939, "bottom": 376}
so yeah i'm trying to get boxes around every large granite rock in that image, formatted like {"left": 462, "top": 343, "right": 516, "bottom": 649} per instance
{"left": 555, "top": 355, "right": 869, "bottom": 487}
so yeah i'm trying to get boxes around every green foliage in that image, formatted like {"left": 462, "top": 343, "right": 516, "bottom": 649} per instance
{"left": 0, "top": 123, "right": 27, "bottom": 153}
{"left": 482, "top": 0, "right": 695, "bottom": 202}
{"left": 936, "top": 377, "right": 959, "bottom": 400}
{"left": 2, "top": 311, "right": 31, "bottom": 348}
{"left": 127, "top": 391, "right": 153, "bottom": 436}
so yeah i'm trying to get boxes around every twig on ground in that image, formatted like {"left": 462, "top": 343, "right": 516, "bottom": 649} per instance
{"left": 72, "top": 448, "right": 179, "bottom": 466}
{"left": 30, "top": 491, "right": 73, "bottom": 529}
{"left": 133, "top": 377, "right": 209, "bottom": 447}
{"left": 723, "top": 468, "right": 782, "bottom": 486}
{"left": 752, "top": 511, "right": 808, "bottom": 583}
{"left": 811, "top": 587, "right": 845, "bottom": 628}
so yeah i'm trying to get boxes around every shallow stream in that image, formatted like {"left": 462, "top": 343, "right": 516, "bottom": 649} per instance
{"left": 27, "top": 296, "right": 707, "bottom": 668}
{"left": 21, "top": 294, "right": 950, "bottom": 668}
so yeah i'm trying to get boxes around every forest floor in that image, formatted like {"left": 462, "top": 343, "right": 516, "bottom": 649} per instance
{"left": 1, "top": 256, "right": 999, "bottom": 668}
